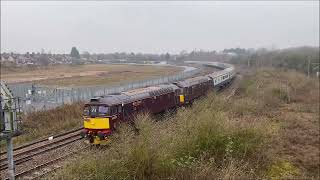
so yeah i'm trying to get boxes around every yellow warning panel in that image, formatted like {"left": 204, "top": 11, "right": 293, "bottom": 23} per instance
{"left": 84, "top": 118, "right": 110, "bottom": 129}
{"left": 179, "top": 95, "right": 185, "bottom": 103}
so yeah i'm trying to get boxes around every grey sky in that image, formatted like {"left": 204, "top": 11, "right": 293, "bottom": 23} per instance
{"left": 1, "top": 1, "right": 319, "bottom": 54}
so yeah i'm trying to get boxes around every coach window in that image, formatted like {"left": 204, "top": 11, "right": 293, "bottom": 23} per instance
{"left": 175, "top": 89, "right": 180, "bottom": 95}
{"left": 118, "top": 106, "right": 122, "bottom": 113}
{"left": 111, "top": 107, "right": 117, "bottom": 114}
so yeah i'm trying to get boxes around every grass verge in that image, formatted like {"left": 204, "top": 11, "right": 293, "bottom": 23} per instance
{"left": 13, "top": 102, "right": 83, "bottom": 146}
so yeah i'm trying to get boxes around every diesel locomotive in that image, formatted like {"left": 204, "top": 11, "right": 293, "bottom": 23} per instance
{"left": 81, "top": 63, "right": 235, "bottom": 145}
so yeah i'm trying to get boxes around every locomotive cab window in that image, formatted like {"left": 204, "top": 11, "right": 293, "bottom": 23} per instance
{"left": 99, "top": 106, "right": 109, "bottom": 116}
{"left": 90, "top": 106, "right": 98, "bottom": 116}
{"left": 83, "top": 105, "right": 110, "bottom": 117}
{"left": 84, "top": 106, "right": 90, "bottom": 116}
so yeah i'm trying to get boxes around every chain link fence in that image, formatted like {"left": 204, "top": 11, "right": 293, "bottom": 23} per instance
{"left": 8, "top": 69, "right": 200, "bottom": 113}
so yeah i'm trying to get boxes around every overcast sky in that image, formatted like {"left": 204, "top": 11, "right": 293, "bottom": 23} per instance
{"left": 1, "top": 1, "right": 319, "bottom": 54}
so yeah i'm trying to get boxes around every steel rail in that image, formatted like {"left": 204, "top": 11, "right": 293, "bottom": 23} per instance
{"left": 0, "top": 131, "right": 81, "bottom": 163}
{"left": 0, "top": 136, "right": 83, "bottom": 171}
{"left": 0, "top": 127, "right": 83, "bottom": 157}
{"left": 7, "top": 146, "right": 90, "bottom": 180}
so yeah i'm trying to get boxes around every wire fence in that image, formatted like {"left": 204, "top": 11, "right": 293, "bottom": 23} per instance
{"left": 8, "top": 69, "right": 200, "bottom": 113}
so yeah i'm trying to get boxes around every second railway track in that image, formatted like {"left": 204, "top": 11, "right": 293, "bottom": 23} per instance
{"left": 10, "top": 146, "right": 90, "bottom": 180}
{"left": 0, "top": 127, "right": 83, "bottom": 157}
{"left": 0, "top": 127, "right": 84, "bottom": 179}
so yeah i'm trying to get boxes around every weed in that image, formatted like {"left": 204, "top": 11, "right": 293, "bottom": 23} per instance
{"left": 53, "top": 93, "right": 266, "bottom": 180}
{"left": 13, "top": 102, "right": 83, "bottom": 146}
{"left": 267, "top": 160, "right": 301, "bottom": 179}
{"left": 51, "top": 68, "right": 319, "bottom": 179}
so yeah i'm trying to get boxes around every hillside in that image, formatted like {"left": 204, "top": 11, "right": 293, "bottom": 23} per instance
{"left": 49, "top": 68, "right": 319, "bottom": 179}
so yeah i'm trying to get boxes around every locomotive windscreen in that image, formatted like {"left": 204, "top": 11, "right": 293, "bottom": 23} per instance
{"left": 84, "top": 105, "right": 110, "bottom": 116}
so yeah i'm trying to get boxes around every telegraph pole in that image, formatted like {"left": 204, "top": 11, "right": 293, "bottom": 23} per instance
{"left": 6, "top": 135, "right": 15, "bottom": 180}
{"left": 307, "top": 57, "right": 311, "bottom": 78}
{"left": 311, "top": 62, "right": 320, "bottom": 78}
{"left": 1, "top": 96, "right": 15, "bottom": 180}
{"left": 1, "top": 81, "right": 21, "bottom": 180}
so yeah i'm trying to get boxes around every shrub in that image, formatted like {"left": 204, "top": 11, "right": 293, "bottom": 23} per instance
{"left": 267, "top": 160, "right": 301, "bottom": 179}
{"left": 53, "top": 93, "right": 266, "bottom": 180}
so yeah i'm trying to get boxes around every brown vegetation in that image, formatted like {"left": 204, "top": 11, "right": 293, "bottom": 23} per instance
{"left": 13, "top": 102, "right": 84, "bottom": 146}
{"left": 235, "top": 68, "right": 319, "bottom": 178}
{"left": 49, "top": 68, "right": 319, "bottom": 179}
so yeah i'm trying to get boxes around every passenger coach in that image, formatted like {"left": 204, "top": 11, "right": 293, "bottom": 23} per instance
{"left": 82, "top": 62, "right": 235, "bottom": 145}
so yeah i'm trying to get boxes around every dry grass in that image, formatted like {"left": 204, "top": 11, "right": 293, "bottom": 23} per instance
{"left": 40, "top": 68, "right": 319, "bottom": 179}
{"left": 12, "top": 102, "right": 84, "bottom": 146}
{"left": 52, "top": 109, "right": 266, "bottom": 180}
{"left": 51, "top": 96, "right": 269, "bottom": 179}
{"left": 1, "top": 64, "right": 182, "bottom": 87}
{"left": 235, "top": 68, "right": 319, "bottom": 179}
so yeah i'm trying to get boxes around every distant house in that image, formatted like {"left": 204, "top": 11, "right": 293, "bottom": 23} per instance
{"left": 0, "top": 56, "right": 7, "bottom": 62}
{"left": 7, "top": 56, "right": 15, "bottom": 62}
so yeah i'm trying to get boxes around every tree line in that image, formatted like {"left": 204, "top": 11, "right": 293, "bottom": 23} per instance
{"left": 229, "top": 46, "right": 319, "bottom": 75}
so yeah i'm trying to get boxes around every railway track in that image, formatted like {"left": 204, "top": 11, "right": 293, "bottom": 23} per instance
{"left": 0, "top": 127, "right": 82, "bottom": 157}
{"left": 11, "top": 146, "right": 90, "bottom": 180}
{"left": 222, "top": 74, "right": 242, "bottom": 100}
{"left": 0, "top": 127, "right": 84, "bottom": 179}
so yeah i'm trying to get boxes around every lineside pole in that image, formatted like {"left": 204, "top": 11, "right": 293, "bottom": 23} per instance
{"left": 307, "top": 57, "right": 310, "bottom": 78}
{"left": 6, "top": 135, "right": 15, "bottom": 180}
